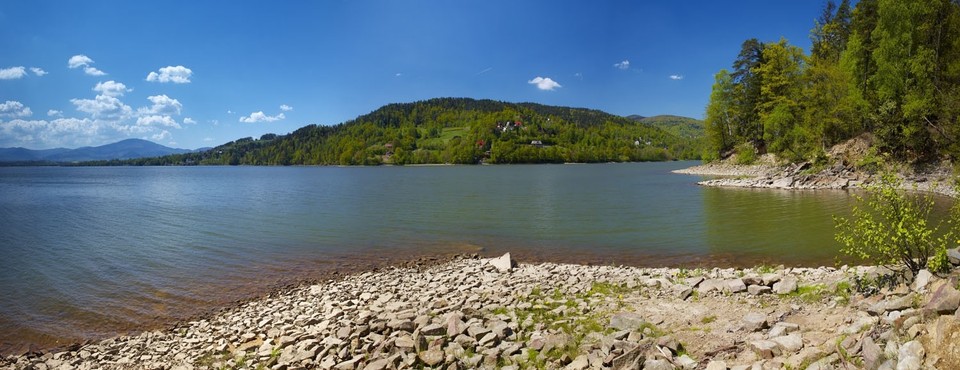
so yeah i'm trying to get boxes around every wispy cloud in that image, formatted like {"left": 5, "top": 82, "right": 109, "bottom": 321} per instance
{"left": 183, "top": 117, "right": 197, "bottom": 125}
{"left": 67, "top": 55, "right": 106, "bottom": 76}
{"left": 0, "top": 101, "right": 33, "bottom": 117}
{"left": 614, "top": 60, "right": 630, "bottom": 70}
{"left": 0, "top": 66, "right": 27, "bottom": 80}
{"left": 395, "top": 72, "right": 403, "bottom": 77}
{"left": 30, "top": 67, "right": 48, "bottom": 76}
{"left": 669, "top": 74, "right": 684, "bottom": 80}
{"left": 476, "top": 67, "right": 493, "bottom": 75}
{"left": 279, "top": 104, "right": 293, "bottom": 111}
{"left": 146, "top": 65, "right": 193, "bottom": 84}
{"left": 528, "top": 76, "right": 562, "bottom": 91}
{"left": 239, "top": 111, "right": 285, "bottom": 123}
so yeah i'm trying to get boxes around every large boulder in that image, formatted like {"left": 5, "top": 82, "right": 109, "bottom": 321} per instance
{"left": 924, "top": 281, "right": 960, "bottom": 316}
{"left": 773, "top": 275, "right": 798, "bottom": 294}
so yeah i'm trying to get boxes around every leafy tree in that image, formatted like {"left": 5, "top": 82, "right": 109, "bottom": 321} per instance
{"left": 704, "top": 69, "right": 736, "bottom": 160}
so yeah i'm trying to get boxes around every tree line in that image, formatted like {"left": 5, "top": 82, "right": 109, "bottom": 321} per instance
{"left": 704, "top": 0, "right": 960, "bottom": 163}
{"left": 83, "top": 98, "right": 703, "bottom": 166}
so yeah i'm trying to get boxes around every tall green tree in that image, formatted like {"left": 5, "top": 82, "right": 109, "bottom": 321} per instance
{"left": 704, "top": 69, "right": 736, "bottom": 160}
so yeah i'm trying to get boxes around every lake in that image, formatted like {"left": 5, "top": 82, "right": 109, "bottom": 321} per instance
{"left": 0, "top": 162, "right": 951, "bottom": 353}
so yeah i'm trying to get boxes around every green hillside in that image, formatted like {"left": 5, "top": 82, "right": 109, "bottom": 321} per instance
{"left": 627, "top": 115, "right": 706, "bottom": 140}
{"left": 93, "top": 98, "right": 703, "bottom": 166}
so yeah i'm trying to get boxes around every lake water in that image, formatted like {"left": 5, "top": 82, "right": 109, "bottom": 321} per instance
{"left": 0, "top": 162, "right": 952, "bottom": 353}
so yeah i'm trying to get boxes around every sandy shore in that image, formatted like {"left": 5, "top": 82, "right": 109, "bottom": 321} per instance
{"left": 4, "top": 253, "right": 960, "bottom": 370}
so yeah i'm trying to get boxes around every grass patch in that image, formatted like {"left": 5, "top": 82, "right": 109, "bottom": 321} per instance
{"left": 782, "top": 284, "right": 827, "bottom": 303}
{"left": 700, "top": 315, "right": 717, "bottom": 324}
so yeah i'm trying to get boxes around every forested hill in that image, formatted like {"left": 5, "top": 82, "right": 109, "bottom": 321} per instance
{"left": 91, "top": 98, "right": 704, "bottom": 166}
{"left": 703, "top": 0, "right": 960, "bottom": 164}
{"left": 627, "top": 115, "right": 705, "bottom": 140}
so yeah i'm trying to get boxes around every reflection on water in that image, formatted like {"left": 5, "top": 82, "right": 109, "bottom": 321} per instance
{"left": 0, "top": 163, "right": 953, "bottom": 353}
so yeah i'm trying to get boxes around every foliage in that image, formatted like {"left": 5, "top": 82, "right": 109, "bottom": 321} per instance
{"left": 735, "top": 142, "right": 757, "bottom": 165}
{"left": 835, "top": 172, "right": 957, "bottom": 274}
{"left": 703, "top": 0, "right": 960, "bottom": 163}
{"left": 80, "top": 98, "right": 702, "bottom": 166}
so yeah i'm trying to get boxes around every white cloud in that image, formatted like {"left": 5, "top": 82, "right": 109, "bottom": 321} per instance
{"left": 239, "top": 111, "right": 285, "bottom": 123}
{"left": 279, "top": 104, "right": 293, "bottom": 111}
{"left": 68, "top": 55, "right": 93, "bottom": 69}
{"left": 138, "top": 94, "right": 183, "bottom": 115}
{"left": 476, "top": 67, "right": 493, "bottom": 75}
{"left": 68, "top": 55, "right": 107, "bottom": 76}
{"left": 669, "top": 74, "right": 684, "bottom": 80}
{"left": 146, "top": 65, "right": 193, "bottom": 83}
{"left": 93, "top": 80, "right": 131, "bottom": 97}
{"left": 203, "top": 137, "right": 214, "bottom": 142}
{"left": 528, "top": 76, "right": 562, "bottom": 91}
{"left": 71, "top": 95, "right": 133, "bottom": 119}
{"left": 150, "top": 130, "right": 172, "bottom": 141}
{"left": 0, "top": 101, "right": 32, "bottom": 117}
{"left": 47, "top": 109, "right": 63, "bottom": 117}
{"left": 226, "top": 110, "right": 234, "bottom": 114}
{"left": 0, "top": 117, "right": 103, "bottom": 149}
{"left": 0, "top": 66, "right": 27, "bottom": 80}
{"left": 30, "top": 67, "right": 48, "bottom": 76}
{"left": 614, "top": 60, "right": 630, "bottom": 70}
{"left": 137, "top": 115, "right": 181, "bottom": 129}
{"left": 183, "top": 117, "right": 197, "bottom": 125}
{"left": 84, "top": 67, "right": 106, "bottom": 76}
{"left": 395, "top": 73, "right": 402, "bottom": 77}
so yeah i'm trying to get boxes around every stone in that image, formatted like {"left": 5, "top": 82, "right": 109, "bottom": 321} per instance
{"left": 770, "top": 333, "right": 803, "bottom": 353}
{"left": 446, "top": 315, "right": 468, "bottom": 337}
{"left": 565, "top": 355, "right": 589, "bottom": 370}
{"left": 705, "top": 360, "right": 727, "bottom": 370}
{"left": 742, "top": 312, "right": 769, "bottom": 332}
{"left": 643, "top": 358, "right": 676, "bottom": 370}
{"left": 611, "top": 341, "right": 652, "bottom": 370}
{"left": 924, "top": 282, "right": 960, "bottom": 315}
{"left": 773, "top": 275, "right": 798, "bottom": 294}
{"left": 749, "top": 340, "right": 781, "bottom": 359}
{"left": 609, "top": 312, "right": 646, "bottom": 331}
{"left": 677, "top": 286, "right": 693, "bottom": 300}
{"left": 742, "top": 275, "right": 763, "bottom": 286}
{"left": 676, "top": 354, "right": 697, "bottom": 369}
{"left": 748, "top": 285, "right": 771, "bottom": 296}
{"left": 418, "top": 349, "right": 444, "bottom": 366}
{"left": 421, "top": 323, "right": 445, "bottom": 336}
{"left": 726, "top": 279, "right": 747, "bottom": 293}
{"left": 947, "top": 247, "right": 960, "bottom": 265}
{"left": 767, "top": 322, "right": 800, "bottom": 338}
{"left": 395, "top": 336, "right": 416, "bottom": 350}
{"left": 861, "top": 336, "right": 885, "bottom": 370}
{"left": 697, "top": 279, "right": 725, "bottom": 294}
{"left": 334, "top": 356, "right": 362, "bottom": 370}
{"left": 897, "top": 341, "right": 924, "bottom": 370}
{"left": 486, "top": 253, "right": 514, "bottom": 272}
{"left": 761, "top": 273, "right": 781, "bottom": 286}
{"left": 913, "top": 269, "right": 933, "bottom": 292}
{"left": 684, "top": 276, "right": 705, "bottom": 287}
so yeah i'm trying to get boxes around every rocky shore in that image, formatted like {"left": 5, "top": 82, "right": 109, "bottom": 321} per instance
{"left": 5, "top": 252, "right": 960, "bottom": 370}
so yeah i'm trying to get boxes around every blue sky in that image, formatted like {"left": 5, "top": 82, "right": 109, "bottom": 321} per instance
{"left": 1, "top": 1, "right": 827, "bottom": 150}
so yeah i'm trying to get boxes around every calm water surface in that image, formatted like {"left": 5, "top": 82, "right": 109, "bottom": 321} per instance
{"left": 0, "top": 162, "right": 951, "bottom": 352}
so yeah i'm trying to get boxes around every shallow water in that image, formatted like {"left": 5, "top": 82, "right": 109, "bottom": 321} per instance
{"left": 0, "top": 162, "right": 952, "bottom": 353}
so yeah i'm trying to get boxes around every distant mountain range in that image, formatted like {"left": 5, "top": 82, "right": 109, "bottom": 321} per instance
{"left": 0, "top": 139, "right": 197, "bottom": 163}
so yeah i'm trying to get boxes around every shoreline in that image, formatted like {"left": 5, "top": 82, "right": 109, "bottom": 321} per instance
{"left": 4, "top": 253, "right": 960, "bottom": 369}
{"left": 674, "top": 161, "right": 959, "bottom": 198}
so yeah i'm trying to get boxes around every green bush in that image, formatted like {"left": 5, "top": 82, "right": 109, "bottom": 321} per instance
{"left": 835, "top": 172, "right": 956, "bottom": 275}
{"left": 735, "top": 142, "right": 757, "bottom": 165}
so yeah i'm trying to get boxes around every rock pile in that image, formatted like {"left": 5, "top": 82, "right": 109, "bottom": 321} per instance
{"left": 4, "top": 252, "right": 960, "bottom": 370}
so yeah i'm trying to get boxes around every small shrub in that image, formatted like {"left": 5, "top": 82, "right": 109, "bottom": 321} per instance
{"left": 735, "top": 142, "right": 757, "bottom": 165}
{"left": 835, "top": 172, "right": 957, "bottom": 275}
